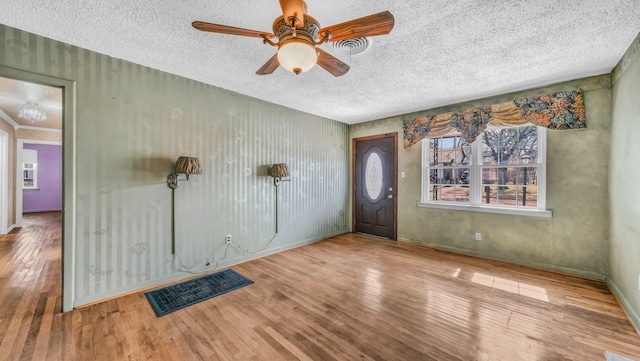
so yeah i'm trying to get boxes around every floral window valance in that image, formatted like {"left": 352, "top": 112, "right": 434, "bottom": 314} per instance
{"left": 403, "top": 88, "right": 586, "bottom": 148}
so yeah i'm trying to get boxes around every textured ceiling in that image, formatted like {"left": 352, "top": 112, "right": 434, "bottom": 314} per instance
{"left": 1, "top": 0, "right": 639, "bottom": 124}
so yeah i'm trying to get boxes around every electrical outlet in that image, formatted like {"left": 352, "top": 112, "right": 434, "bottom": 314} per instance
{"left": 475, "top": 232, "right": 482, "bottom": 241}
{"left": 225, "top": 234, "right": 232, "bottom": 244}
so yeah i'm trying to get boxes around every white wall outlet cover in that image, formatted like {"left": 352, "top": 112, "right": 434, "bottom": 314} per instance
{"left": 475, "top": 232, "right": 482, "bottom": 241}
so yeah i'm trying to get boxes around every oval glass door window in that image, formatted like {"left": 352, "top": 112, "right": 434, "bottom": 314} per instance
{"left": 365, "top": 152, "right": 383, "bottom": 200}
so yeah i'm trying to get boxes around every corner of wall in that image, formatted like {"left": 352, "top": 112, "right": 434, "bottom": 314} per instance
{"left": 608, "top": 29, "right": 640, "bottom": 338}
{"left": 607, "top": 278, "right": 640, "bottom": 335}
{"left": 611, "top": 31, "right": 640, "bottom": 85}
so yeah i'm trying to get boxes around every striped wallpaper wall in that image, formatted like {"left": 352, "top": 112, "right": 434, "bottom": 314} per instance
{"left": 0, "top": 24, "right": 350, "bottom": 306}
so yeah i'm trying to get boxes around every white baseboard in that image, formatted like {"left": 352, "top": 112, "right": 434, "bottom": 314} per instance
{"left": 606, "top": 278, "right": 640, "bottom": 335}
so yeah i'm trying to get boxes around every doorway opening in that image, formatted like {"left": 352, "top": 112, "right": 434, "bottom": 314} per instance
{"left": 16, "top": 140, "right": 63, "bottom": 224}
{"left": 0, "top": 67, "right": 76, "bottom": 312}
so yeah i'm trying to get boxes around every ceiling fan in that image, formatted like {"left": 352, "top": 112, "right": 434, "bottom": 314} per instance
{"left": 192, "top": 0, "right": 394, "bottom": 77}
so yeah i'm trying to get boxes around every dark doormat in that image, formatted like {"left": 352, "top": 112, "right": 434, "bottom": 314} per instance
{"left": 145, "top": 269, "right": 253, "bottom": 317}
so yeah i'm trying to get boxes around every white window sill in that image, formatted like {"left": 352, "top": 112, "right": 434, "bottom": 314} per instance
{"left": 417, "top": 201, "right": 552, "bottom": 218}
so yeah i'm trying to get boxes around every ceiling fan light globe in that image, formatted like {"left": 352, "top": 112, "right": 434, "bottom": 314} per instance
{"left": 277, "top": 40, "right": 317, "bottom": 74}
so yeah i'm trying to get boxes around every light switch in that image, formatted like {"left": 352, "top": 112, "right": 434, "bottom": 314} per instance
{"left": 401, "top": 171, "right": 406, "bottom": 178}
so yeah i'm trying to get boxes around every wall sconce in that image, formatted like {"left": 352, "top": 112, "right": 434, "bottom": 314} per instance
{"left": 168, "top": 156, "right": 203, "bottom": 189}
{"left": 168, "top": 156, "right": 203, "bottom": 255}
{"left": 269, "top": 163, "right": 290, "bottom": 233}
{"left": 270, "top": 163, "right": 290, "bottom": 185}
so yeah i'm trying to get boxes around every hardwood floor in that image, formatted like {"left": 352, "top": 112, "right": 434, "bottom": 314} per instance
{"left": 1, "top": 213, "right": 640, "bottom": 360}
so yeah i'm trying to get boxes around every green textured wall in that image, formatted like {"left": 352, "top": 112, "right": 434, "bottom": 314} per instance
{"left": 609, "top": 32, "right": 640, "bottom": 329}
{"left": 351, "top": 75, "right": 611, "bottom": 279}
{"left": 0, "top": 24, "right": 350, "bottom": 307}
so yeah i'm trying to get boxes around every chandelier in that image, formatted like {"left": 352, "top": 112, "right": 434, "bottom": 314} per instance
{"left": 18, "top": 102, "right": 47, "bottom": 123}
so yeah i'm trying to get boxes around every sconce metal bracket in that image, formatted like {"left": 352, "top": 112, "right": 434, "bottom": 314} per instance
{"left": 167, "top": 173, "right": 179, "bottom": 189}
{"left": 273, "top": 177, "right": 291, "bottom": 187}
{"left": 168, "top": 173, "right": 193, "bottom": 189}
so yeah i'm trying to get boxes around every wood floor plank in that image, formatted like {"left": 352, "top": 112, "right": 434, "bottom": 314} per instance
{"left": 1, "top": 212, "right": 640, "bottom": 360}
{"left": 29, "top": 295, "right": 55, "bottom": 361}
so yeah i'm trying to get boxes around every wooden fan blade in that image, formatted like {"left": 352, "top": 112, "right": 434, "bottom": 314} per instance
{"left": 316, "top": 49, "right": 350, "bottom": 77}
{"left": 279, "top": 0, "right": 305, "bottom": 28}
{"left": 192, "top": 21, "right": 274, "bottom": 39}
{"left": 256, "top": 54, "right": 280, "bottom": 75}
{"left": 320, "top": 11, "right": 394, "bottom": 42}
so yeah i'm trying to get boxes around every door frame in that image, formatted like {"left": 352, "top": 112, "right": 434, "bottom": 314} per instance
{"left": 0, "top": 66, "right": 77, "bottom": 312}
{"left": 0, "top": 129, "right": 7, "bottom": 234}
{"left": 352, "top": 132, "right": 398, "bottom": 240}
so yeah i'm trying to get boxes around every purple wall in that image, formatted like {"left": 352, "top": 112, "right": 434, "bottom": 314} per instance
{"left": 23, "top": 143, "right": 62, "bottom": 213}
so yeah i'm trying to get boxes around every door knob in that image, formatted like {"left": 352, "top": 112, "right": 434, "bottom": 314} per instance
{"left": 388, "top": 194, "right": 393, "bottom": 199}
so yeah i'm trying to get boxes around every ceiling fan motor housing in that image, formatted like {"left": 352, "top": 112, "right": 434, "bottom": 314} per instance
{"left": 273, "top": 15, "right": 321, "bottom": 44}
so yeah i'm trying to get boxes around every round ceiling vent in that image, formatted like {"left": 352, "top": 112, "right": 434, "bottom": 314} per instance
{"left": 329, "top": 37, "right": 372, "bottom": 57}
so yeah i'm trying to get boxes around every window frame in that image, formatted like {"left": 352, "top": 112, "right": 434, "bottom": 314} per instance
{"left": 418, "top": 125, "right": 551, "bottom": 218}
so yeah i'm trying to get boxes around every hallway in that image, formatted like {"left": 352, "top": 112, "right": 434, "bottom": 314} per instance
{"left": 0, "top": 212, "right": 62, "bottom": 360}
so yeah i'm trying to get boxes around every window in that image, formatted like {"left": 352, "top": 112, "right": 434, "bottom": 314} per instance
{"left": 426, "top": 136, "right": 471, "bottom": 203}
{"left": 23, "top": 149, "right": 38, "bottom": 189}
{"left": 421, "top": 125, "right": 549, "bottom": 217}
